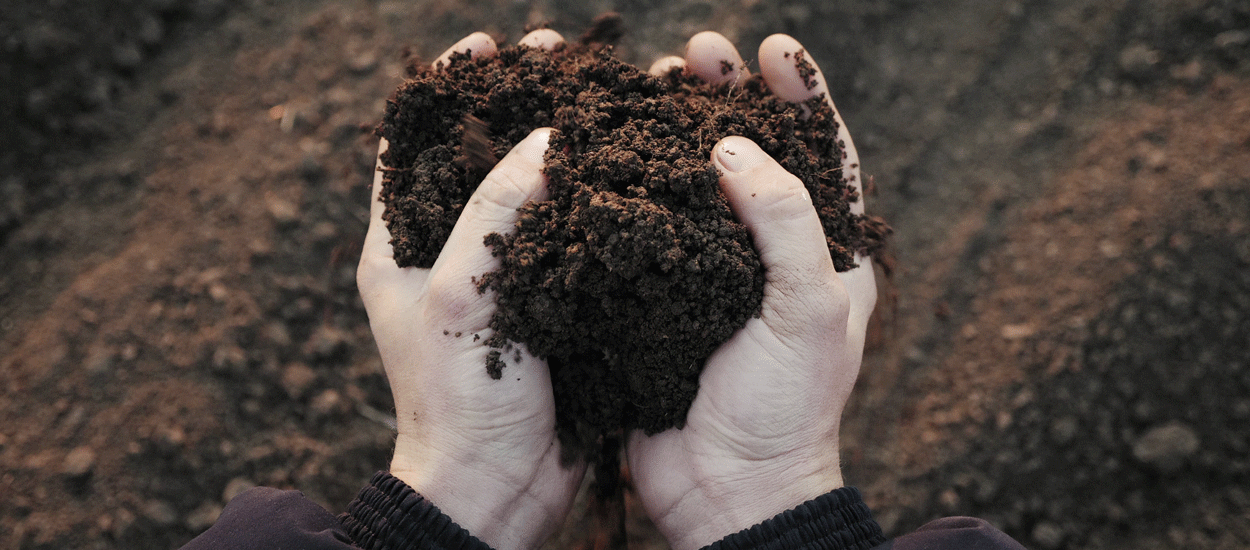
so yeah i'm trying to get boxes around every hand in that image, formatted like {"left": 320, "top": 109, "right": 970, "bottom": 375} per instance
{"left": 627, "top": 33, "right": 878, "bottom": 550}
{"left": 356, "top": 31, "right": 585, "bottom": 550}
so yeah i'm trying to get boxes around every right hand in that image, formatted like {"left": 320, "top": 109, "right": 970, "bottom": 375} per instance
{"left": 626, "top": 33, "right": 878, "bottom": 550}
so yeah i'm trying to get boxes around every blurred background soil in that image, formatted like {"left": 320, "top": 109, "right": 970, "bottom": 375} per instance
{"left": 1, "top": 1, "right": 1248, "bottom": 549}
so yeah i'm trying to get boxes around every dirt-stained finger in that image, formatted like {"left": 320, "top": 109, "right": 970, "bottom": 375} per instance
{"left": 425, "top": 128, "right": 551, "bottom": 287}
{"left": 364, "top": 139, "right": 391, "bottom": 259}
{"left": 758, "top": 34, "right": 865, "bottom": 215}
{"left": 433, "top": 32, "right": 498, "bottom": 70}
{"left": 758, "top": 34, "right": 830, "bottom": 103}
{"left": 711, "top": 136, "right": 848, "bottom": 339}
{"left": 358, "top": 136, "right": 434, "bottom": 309}
{"left": 685, "top": 31, "right": 749, "bottom": 86}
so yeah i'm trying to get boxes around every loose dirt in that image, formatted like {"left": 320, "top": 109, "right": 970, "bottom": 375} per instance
{"left": 3, "top": 1, "right": 1248, "bottom": 550}
{"left": 377, "top": 37, "right": 886, "bottom": 456}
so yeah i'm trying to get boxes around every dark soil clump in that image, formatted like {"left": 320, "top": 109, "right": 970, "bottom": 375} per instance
{"left": 377, "top": 39, "right": 887, "bottom": 458}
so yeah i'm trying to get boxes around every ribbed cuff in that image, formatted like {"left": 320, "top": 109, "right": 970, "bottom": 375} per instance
{"left": 701, "top": 487, "right": 887, "bottom": 550}
{"left": 340, "top": 471, "right": 494, "bottom": 550}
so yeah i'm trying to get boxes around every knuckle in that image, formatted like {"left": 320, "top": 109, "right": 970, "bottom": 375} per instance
{"left": 767, "top": 272, "right": 850, "bottom": 338}
{"left": 755, "top": 175, "right": 813, "bottom": 222}
{"left": 355, "top": 263, "right": 375, "bottom": 297}
{"left": 423, "top": 271, "right": 477, "bottom": 321}
{"left": 475, "top": 163, "right": 537, "bottom": 215}
{"left": 809, "top": 284, "right": 851, "bottom": 328}
{"left": 356, "top": 253, "right": 389, "bottom": 296}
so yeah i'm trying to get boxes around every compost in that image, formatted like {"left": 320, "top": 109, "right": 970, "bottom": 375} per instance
{"left": 376, "top": 34, "right": 887, "bottom": 458}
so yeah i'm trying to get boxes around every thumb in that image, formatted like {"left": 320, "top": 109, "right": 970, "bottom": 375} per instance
{"left": 423, "top": 127, "right": 552, "bottom": 328}
{"left": 712, "top": 136, "right": 847, "bottom": 336}
{"left": 713, "top": 136, "right": 837, "bottom": 283}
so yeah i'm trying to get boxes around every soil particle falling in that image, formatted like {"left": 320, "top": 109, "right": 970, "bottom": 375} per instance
{"left": 377, "top": 35, "right": 888, "bottom": 459}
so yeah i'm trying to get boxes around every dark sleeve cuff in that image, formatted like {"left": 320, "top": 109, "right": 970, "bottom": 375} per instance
{"left": 700, "top": 487, "right": 887, "bottom": 550}
{"left": 181, "top": 487, "right": 356, "bottom": 550}
{"left": 340, "top": 471, "right": 493, "bottom": 550}
{"left": 891, "top": 517, "right": 1026, "bottom": 550}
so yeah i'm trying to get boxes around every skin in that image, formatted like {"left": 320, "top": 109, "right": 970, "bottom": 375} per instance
{"left": 357, "top": 30, "right": 876, "bottom": 550}
{"left": 630, "top": 33, "right": 877, "bottom": 550}
{"left": 358, "top": 31, "right": 584, "bottom": 550}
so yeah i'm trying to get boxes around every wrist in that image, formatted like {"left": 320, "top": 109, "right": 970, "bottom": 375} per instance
{"left": 659, "top": 465, "right": 845, "bottom": 550}
{"left": 344, "top": 472, "right": 496, "bottom": 550}
{"left": 703, "top": 486, "right": 886, "bottom": 550}
{"left": 391, "top": 436, "right": 556, "bottom": 550}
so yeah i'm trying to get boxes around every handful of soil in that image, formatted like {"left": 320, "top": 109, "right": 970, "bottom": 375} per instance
{"left": 377, "top": 38, "right": 887, "bottom": 458}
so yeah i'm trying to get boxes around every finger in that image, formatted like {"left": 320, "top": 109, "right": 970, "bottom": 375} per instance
{"left": 433, "top": 32, "right": 498, "bottom": 70}
{"left": 758, "top": 34, "right": 864, "bottom": 215}
{"left": 364, "top": 138, "right": 391, "bottom": 260}
{"left": 836, "top": 258, "right": 877, "bottom": 354}
{"left": 713, "top": 135, "right": 834, "bottom": 279}
{"left": 423, "top": 128, "right": 552, "bottom": 327}
{"left": 518, "top": 28, "right": 565, "bottom": 50}
{"left": 684, "top": 31, "right": 749, "bottom": 86}
{"left": 362, "top": 31, "right": 499, "bottom": 288}
{"left": 362, "top": 32, "right": 501, "bottom": 299}
{"left": 712, "top": 136, "right": 846, "bottom": 330}
{"left": 648, "top": 55, "right": 686, "bottom": 76}
{"left": 358, "top": 138, "right": 431, "bottom": 312}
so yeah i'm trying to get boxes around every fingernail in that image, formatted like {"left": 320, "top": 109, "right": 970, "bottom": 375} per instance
{"left": 715, "top": 136, "right": 769, "bottom": 173}
{"left": 512, "top": 128, "right": 552, "bottom": 162}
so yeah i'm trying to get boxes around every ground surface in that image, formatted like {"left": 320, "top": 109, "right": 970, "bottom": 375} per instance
{"left": 1, "top": 1, "right": 1247, "bottom": 549}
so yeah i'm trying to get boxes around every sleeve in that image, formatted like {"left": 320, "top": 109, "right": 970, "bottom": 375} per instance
{"left": 695, "top": 490, "right": 1026, "bottom": 550}
{"left": 339, "top": 471, "right": 493, "bottom": 550}
{"left": 182, "top": 473, "right": 1023, "bottom": 550}
{"left": 179, "top": 486, "right": 358, "bottom": 550}
{"left": 883, "top": 517, "right": 1027, "bottom": 550}
{"left": 179, "top": 472, "right": 488, "bottom": 550}
{"left": 698, "top": 487, "right": 888, "bottom": 550}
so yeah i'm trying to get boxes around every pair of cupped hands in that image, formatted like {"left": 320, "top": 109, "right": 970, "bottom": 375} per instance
{"left": 356, "top": 29, "right": 877, "bottom": 550}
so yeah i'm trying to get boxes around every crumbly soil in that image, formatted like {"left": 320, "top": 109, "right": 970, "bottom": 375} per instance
{"left": 377, "top": 37, "right": 884, "bottom": 456}
{"left": 2, "top": 1, "right": 1249, "bottom": 550}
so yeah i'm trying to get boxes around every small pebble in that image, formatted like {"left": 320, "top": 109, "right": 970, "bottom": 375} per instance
{"left": 1132, "top": 421, "right": 1199, "bottom": 472}
{"left": 222, "top": 477, "right": 256, "bottom": 503}
{"left": 142, "top": 499, "right": 178, "bottom": 525}
{"left": 63, "top": 446, "right": 96, "bottom": 478}
{"left": 281, "top": 362, "right": 317, "bottom": 399}
{"left": 185, "top": 502, "right": 222, "bottom": 531}
{"left": 1032, "top": 521, "right": 1065, "bottom": 550}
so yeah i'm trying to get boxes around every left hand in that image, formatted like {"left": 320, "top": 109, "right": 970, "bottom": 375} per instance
{"left": 356, "top": 30, "right": 585, "bottom": 550}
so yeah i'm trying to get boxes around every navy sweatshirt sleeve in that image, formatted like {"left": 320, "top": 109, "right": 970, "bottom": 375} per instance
{"left": 180, "top": 472, "right": 1023, "bottom": 550}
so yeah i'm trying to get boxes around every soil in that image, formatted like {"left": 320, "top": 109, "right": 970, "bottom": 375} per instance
{"left": 377, "top": 33, "right": 885, "bottom": 456}
{"left": 2, "top": 1, "right": 1249, "bottom": 550}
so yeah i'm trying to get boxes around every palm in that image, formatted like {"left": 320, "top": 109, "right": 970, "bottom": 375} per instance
{"left": 627, "top": 33, "right": 877, "bottom": 550}
{"left": 357, "top": 31, "right": 586, "bottom": 550}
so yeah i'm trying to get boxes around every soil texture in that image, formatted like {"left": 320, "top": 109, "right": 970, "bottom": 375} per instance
{"left": 377, "top": 39, "right": 884, "bottom": 454}
{"left": 3, "top": 1, "right": 1250, "bottom": 549}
